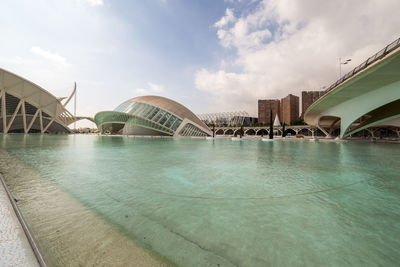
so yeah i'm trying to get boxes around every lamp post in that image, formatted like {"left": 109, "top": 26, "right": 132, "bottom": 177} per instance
{"left": 339, "top": 58, "right": 351, "bottom": 78}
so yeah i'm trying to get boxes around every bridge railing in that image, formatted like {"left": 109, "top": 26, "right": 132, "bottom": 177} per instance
{"left": 325, "top": 37, "right": 400, "bottom": 93}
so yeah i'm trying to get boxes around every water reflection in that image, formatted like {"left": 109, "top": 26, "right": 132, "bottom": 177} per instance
{"left": 0, "top": 135, "right": 399, "bottom": 266}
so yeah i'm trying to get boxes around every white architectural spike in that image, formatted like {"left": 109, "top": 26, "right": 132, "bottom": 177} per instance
{"left": 273, "top": 114, "right": 281, "bottom": 126}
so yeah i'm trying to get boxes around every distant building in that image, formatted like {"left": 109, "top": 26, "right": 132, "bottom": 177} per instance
{"left": 197, "top": 111, "right": 256, "bottom": 127}
{"left": 258, "top": 99, "right": 281, "bottom": 124}
{"left": 243, "top": 116, "right": 258, "bottom": 126}
{"left": 301, "top": 91, "right": 325, "bottom": 119}
{"left": 281, "top": 94, "right": 299, "bottom": 125}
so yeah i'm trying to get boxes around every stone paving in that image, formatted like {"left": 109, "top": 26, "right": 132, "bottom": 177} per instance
{"left": 0, "top": 180, "right": 39, "bottom": 267}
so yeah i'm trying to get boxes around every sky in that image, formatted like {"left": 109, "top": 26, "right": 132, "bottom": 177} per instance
{"left": 1, "top": 0, "right": 400, "bottom": 128}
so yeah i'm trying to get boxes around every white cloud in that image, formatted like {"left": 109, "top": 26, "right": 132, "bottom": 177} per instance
{"left": 79, "top": 0, "right": 103, "bottom": 6}
{"left": 134, "top": 82, "right": 165, "bottom": 95}
{"left": 215, "top": 8, "right": 236, "bottom": 28}
{"left": 30, "top": 46, "right": 67, "bottom": 66}
{"left": 148, "top": 82, "right": 164, "bottom": 92}
{"left": 135, "top": 88, "right": 147, "bottom": 94}
{"left": 196, "top": 0, "right": 400, "bottom": 115}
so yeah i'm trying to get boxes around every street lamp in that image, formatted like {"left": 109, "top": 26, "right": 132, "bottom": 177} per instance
{"left": 339, "top": 58, "right": 351, "bottom": 78}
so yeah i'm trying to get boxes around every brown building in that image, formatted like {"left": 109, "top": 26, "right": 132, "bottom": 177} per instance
{"left": 258, "top": 99, "right": 281, "bottom": 124}
{"left": 281, "top": 94, "right": 299, "bottom": 125}
{"left": 301, "top": 91, "right": 325, "bottom": 119}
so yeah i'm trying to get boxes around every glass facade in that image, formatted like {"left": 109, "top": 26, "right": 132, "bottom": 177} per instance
{"left": 94, "top": 111, "right": 174, "bottom": 135}
{"left": 113, "top": 101, "right": 183, "bottom": 134}
{"left": 95, "top": 100, "right": 210, "bottom": 136}
{"left": 179, "top": 123, "right": 207, "bottom": 137}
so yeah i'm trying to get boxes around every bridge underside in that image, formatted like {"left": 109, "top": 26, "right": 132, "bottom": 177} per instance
{"left": 344, "top": 99, "right": 400, "bottom": 137}
{"left": 305, "top": 45, "right": 400, "bottom": 138}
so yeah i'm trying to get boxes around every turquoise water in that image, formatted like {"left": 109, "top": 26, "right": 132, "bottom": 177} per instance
{"left": 1, "top": 135, "right": 400, "bottom": 266}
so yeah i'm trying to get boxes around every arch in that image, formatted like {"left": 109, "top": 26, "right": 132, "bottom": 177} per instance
{"left": 344, "top": 99, "right": 400, "bottom": 137}
{"left": 224, "top": 129, "right": 234, "bottom": 135}
{"left": 314, "top": 128, "right": 325, "bottom": 136}
{"left": 306, "top": 56, "right": 400, "bottom": 138}
{"left": 373, "top": 127, "right": 398, "bottom": 138}
{"left": 66, "top": 116, "right": 95, "bottom": 125}
{"left": 330, "top": 128, "right": 341, "bottom": 137}
{"left": 305, "top": 39, "right": 400, "bottom": 139}
{"left": 215, "top": 129, "right": 224, "bottom": 135}
{"left": 285, "top": 128, "right": 296, "bottom": 136}
{"left": 256, "top": 129, "right": 268, "bottom": 136}
{"left": 297, "top": 128, "right": 312, "bottom": 136}
{"left": 245, "top": 129, "right": 256, "bottom": 135}
{"left": 63, "top": 82, "right": 76, "bottom": 107}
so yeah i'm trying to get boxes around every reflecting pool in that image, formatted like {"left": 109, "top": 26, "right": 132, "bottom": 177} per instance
{"left": 0, "top": 135, "right": 399, "bottom": 266}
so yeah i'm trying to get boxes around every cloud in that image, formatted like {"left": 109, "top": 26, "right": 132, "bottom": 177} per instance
{"left": 30, "top": 46, "right": 68, "bottom": 66}
{"left": 196, "top": 0, "right": 400, "bottom": 115}
{"left": 214, "top": 8, "right": 236, "bottom": 28}
{"left": 148, "top": 82, "right": 164, "bottom": 92}
{"left": 78, "top": 0, "right": 104, "bottom": 6}
{"left": 134, "top": 82, "right": 165, "bottom": 95}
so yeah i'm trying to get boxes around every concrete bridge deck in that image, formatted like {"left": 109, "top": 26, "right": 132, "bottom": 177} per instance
{"left": 304, "top": 37, "right": 400, "bottom": 138}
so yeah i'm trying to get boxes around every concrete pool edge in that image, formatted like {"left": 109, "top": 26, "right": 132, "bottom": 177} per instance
{"left": 0, "top": 172, "right": 46, "bottom": 267}
{"left": 0, "top": 150, "right": 172, "bottom": 266}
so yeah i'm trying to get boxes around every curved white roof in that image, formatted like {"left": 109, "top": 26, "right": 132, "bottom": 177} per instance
{"left": 127, "top": 95, "right": 209, "bottom": 130}
{"left": 0, "top": 68, "right": 68, "bottom": 119}
{"left": 0, "top": 67, "right": 85, "bottom": 133}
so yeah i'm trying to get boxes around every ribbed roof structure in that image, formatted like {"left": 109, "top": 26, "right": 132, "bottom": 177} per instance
{"left": 125, "top": 96, "right": 208, "bottom": 130}
{"left": 95, "top": 95, "right": 211, "bottom": 137}
{"left": 0, "top": 67, "right": 89, "bottom": 134}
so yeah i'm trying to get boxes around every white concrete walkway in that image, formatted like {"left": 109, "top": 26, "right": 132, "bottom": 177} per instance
{"left": 0, "top": 178, "right": 39, "bottom": 267}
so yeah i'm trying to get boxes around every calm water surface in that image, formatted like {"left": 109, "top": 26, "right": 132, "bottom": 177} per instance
{"left": 0, "top": 135, "right": 399, "bottom": 266}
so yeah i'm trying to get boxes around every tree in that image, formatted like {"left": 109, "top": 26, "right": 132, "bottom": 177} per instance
{"left": 282, "top": 122, "right": 286, "bottom": 137}
{"left": 269, "top": 109, "right": 274, "bottom": 139}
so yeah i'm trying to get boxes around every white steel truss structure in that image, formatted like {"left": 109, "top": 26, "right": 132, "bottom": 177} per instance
{"left": 0, "top": 68, "right": 92, "bottom": 134}
{"left": 197, "top": 111, "right": 250, "bottom": 127}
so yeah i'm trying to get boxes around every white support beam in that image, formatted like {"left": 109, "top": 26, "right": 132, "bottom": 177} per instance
{"left": 39, "top": 110, "right": 43, "bottom": 133}
{"left": 5, "top": 99, "right": 22, "bottom": 133}
{"left": 21, "top": 100, "right": 27, "bottom": 133}
{"left": 1, "top": 89, "right": 6, "bottom": 133}
{"left": 316, "top": 118, "right": 331, "bottom": 138}
{"left": 26, "top": 109, "right": 40, "bottom": 133}
{"left": 43, "top": 117, "right": 56, "bottom": 133}
{"left": 366, "top": 128, "right": 375, "bottom": 138}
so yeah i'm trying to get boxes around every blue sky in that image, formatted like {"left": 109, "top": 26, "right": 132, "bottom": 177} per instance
{"left": 1, "top": 0, "right": 400, "bottom": 127}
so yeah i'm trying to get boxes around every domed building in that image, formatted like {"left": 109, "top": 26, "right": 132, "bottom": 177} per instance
{"left": 94, "top": 96, "right": 212, "bottom": 137}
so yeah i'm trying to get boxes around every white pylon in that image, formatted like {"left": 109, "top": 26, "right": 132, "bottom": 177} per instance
{"left": 273, "top": 114, "right": 281, "bottom": 126}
